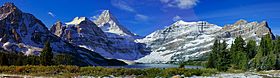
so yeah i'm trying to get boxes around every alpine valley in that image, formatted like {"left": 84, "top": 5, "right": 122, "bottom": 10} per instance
{"left": 0, "top": 3, "right": 275, "bottom": 65}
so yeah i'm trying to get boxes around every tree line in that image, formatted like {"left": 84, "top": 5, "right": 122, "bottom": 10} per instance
{"left": 207, "top": 34, "right": 280, "bottom": 71}
{"left": 0, "top": 41, "right": 75, "bottom": 66}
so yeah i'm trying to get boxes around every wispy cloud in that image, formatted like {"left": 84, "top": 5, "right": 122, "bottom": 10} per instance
{"left": 111, "top": 0, "right": 150, "bottom": 22}
{"left": 173, "top": 15, "right": 182, "bottom": 21}
{"left": 48, "top": 11, "right": 55, "bottom": 18}
{"left": 111, "top": 0, "right": 135, "bottom": 12}
{"left": 161, "top": 0, "right": 199, "bottom": 9}
{"left": 135, "top": 14, "right": 149, "bottom": 21}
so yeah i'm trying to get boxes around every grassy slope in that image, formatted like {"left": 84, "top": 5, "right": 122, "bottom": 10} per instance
{"left": 0, "top": 65, "right": 218, "bottom": 77}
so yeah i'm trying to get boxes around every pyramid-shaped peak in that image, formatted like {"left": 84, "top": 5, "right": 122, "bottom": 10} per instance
{"left": 94, "top": 10, "right": 136, "bottom": 36}
{"left": 66, "top": 17, "right": 91, "bottom": 25}
{"left": 97, "top": 10, "right": 118, "bottom": 22}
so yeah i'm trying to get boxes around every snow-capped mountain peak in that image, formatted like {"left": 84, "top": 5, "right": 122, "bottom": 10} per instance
{"left": 65, "top": 17, "right": 89, "bottom": 25}
{"left": 51, "top": 15, "right": 149, "bottom": 60}
{"left": 94, "top": 10, "right": 135, "bottom": 36}
{"left": 172, "top": 20, "right": 197, "bottom": 26}
{"left": 98, "top": 10, "right": 118, "bottom": 23}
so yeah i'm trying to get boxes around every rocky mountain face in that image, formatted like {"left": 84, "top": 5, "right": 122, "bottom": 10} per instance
{"left": 94, "top": 10, "right": 149, "bottom": 60}
{"left": 220, "top": 19, "right": 274, "bottom": 41}
{"left": 136, "top": 20, "right": 274, "bottom": 63}
{"left": 50, "top": 17, "right": 111, "bottom": 53}
{"left": 0, "top": 3, "right": 125, "bottom": 66}
{"left": 50, "top": 11, "right": 149, "bottom": 60}
{"left": 94, "top": 10, "right": 136, "bottom": 37}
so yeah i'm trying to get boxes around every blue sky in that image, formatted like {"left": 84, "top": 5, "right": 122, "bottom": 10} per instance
{"left": 0, "top": 0, "right": 280, "bottom": 36}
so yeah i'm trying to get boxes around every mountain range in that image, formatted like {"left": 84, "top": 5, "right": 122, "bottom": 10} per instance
{"left": 0, "top": 3, "right": 275, "bottom": 65}
{"left": 136, "top": 20, "right": 274, "bottom": 63}
{"left": 0, "top": 3, "right": 126, "bottom": 66}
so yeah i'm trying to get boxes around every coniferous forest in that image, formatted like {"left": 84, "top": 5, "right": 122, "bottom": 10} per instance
{"left": 0, "top": 41, "right": 76, "bottom": 66}
{"left": 207, "top": 34, "right": 280, "bottom": 71}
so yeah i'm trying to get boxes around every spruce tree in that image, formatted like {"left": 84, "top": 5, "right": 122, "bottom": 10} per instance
{"left": 274, "top": 36, "right": 280, "bottom": 69}
{"left": 207, "top": 39, "right": 219, "bottom": 68}
{"left": 246, "top": 40, "right": 257, "bottom": 59}
{"left": 40, "top": 40, "right": 53, "bottom": 66}
{"left": 255, "top": 34, "right": 276, "bottom": 70}
{"left": 237, "top": 51, "right": 248, "bottom": 70}
{"left": 15, "top": 52, "right": 24, "bottom": 66}
{"left": 217, "top": 41, "right": 230, "bottom": 71}
{"left": 0, "top": 53, "right": 8, "bottom": 66}
{"left": 230, "top": 36, "right": 247, "bottom": 69}
{"left": 54, "top": 54, "right": 75, "bottom": 65}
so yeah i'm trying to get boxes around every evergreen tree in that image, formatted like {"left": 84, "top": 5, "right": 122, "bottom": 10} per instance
{"left": 54, "top": 54, "right": 75, "bottom": 65}
{"left": 236, "top": 51, "right": 248, "bottom": 70}
{"left": 274, "top": 36, "right": 280, "bottom": 69}
{"left": 255, "top": 34, "right": 276, "bottom": 70}
{"left": 246, "top": 40, "right": 257, "bottom": 59}
{"left": 40, "top": 40, "right": 53, "bottom": 66}
{"left": 207, "top": 39, "right": 219, "bottom": 68}
{"left": 230, "top": 36, "right": 248, "bottom": 69}
{"left": 0, "top": 53, "right": 8, "bottom": 66}
{"left": 15, "top": 52, "right": 24, "bottom": 66}
{"left": 217, "top": 41, "right": 230, "bottom": 71}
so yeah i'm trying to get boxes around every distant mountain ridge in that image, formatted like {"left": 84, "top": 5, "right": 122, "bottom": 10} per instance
{"left": 136, "top": 20, "right": 274, "bottom": 63}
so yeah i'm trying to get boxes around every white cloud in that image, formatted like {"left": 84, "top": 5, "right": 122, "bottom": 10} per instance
{"left": 160, "top": 0, "right": 199, "bottom": 9}
{"left": 48, "top": 12, "right": 55, "bottom": 18}
{"left": 135, "top": 14, "right": 149, "bottom": 21}
{"left": 173, "top": 15, "right": 182, "bottom": 21}
{"left": 111, "top": 0, "right": 135, "bottom": 12}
